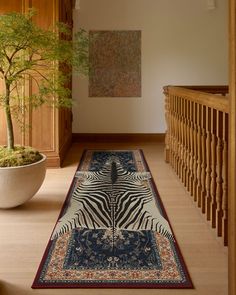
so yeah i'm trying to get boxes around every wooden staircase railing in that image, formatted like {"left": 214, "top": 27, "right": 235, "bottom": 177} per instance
{"left": 164, "top": 85, "right": 229, "bottom": 245}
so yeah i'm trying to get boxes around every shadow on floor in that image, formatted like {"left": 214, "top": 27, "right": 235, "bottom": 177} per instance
{"left": 21, "top": 197, "right": 63, "bottom": 211}
{"left": 7, "top": 197, "right": 64, "bottom": 213}
{"left": 0, "top": 281, "right": 32, "bottom": 295}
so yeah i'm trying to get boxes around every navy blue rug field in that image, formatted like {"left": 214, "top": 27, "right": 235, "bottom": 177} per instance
{"left": 32, "top": 150, "right": 193, "bottom": 288}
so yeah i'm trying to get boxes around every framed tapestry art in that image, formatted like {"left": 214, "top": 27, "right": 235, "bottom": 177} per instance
{"left": 89, "top": 30, "right": 141, "bottom": 97}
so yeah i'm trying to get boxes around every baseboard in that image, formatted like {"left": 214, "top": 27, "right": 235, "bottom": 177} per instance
{"left": 72, "top": 133, "right": 165, "bottom": 143}
{"left": 42, "top": 135, "right": 72, "bottom": 168}
{"left": 45, "top": 156, "right": 61, "bottom": 168}
{"left": 59, "top": 134, "right": 72, "bottom": 166}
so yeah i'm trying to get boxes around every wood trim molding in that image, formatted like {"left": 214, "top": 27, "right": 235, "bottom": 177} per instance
{"left": 72, "top": 133, "right": 165, "bottom": 143}
{"left": 45, "top": 156, "right": 61, "bottom": 168}
{"left": 42, "top": 134, "right": 72, "bottom": 168}
{"left": 59, "top": 133, "right": 72, "bottom": 165}
{"left": 169, "top": 85, "right": 229, "bottom": 95}
{"left": 229, "top": 0, "right": 236, "bottom": 294}
{"left": 165, "top": 86, "right": 229, "bottom": 113}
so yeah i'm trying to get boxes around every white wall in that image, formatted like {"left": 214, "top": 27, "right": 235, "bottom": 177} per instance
{"left": 72, "top": 0, "right": 228, "bottom": 134}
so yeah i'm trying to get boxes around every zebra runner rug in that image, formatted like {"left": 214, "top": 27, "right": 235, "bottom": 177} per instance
{"left": 32, "top": 150, "right": 193, "bottom": 289}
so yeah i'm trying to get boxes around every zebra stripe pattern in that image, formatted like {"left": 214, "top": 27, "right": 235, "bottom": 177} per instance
{"left": 51, "top": 156, "right": 174, "bottom": 241}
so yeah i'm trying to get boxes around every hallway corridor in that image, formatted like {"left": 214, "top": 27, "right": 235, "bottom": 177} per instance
{"left": 0, "top": 141, "right": 228, "bottom": 295}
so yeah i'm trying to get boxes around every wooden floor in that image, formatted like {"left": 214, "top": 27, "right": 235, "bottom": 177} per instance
{"left": 0, "top": 142, "right": 228, "bottom": 295}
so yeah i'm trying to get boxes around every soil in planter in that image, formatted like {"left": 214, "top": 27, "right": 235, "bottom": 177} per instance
{"left": 0, "top": 146, "right": 43, "bottom": 167}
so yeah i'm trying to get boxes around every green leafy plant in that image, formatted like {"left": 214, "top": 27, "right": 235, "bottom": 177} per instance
{"left": 0, "top": 9, "right": 88, "bottom": 164}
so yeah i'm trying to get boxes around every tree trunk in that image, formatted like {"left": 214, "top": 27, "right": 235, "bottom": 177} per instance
{"left": 5, "top": 84, "right": 14, "bottom": 150}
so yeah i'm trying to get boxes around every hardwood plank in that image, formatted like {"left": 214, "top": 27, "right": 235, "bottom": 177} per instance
{"left": 0, "top": 142, "right": 228, "bottom": 295}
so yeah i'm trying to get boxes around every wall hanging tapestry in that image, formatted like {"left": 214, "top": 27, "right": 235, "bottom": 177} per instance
{"left": 32, "top": 150, "right": 193, "bottom": 289}
{"left": 89, "top": 30, "right": 141, "bottom": 97}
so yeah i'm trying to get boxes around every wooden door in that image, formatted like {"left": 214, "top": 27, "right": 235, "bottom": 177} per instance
{"left": 0, "top": 1, "right": 25, "bottom": 146}
{"left": 0, "top": 0, "right": 73, "bottom": 167}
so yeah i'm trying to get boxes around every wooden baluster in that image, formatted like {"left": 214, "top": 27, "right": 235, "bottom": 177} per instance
{"left": 169, "top": 95, "right": 173, "bottom": 168}
{"left": 196, "top": 103, "right": 202, "bottom": 207}
{"left": 193, "top": 102, "right": 198, "bottom": 202}
{"left": 169, "top": 94, "right": 173, "bottom": 166}
{"left": 169, "top": 93, "right": 173, "bottom": 166}
{"left": 210, "top": 108, "right": 217, "bottom": 228}
{"left": 206, "top": 106, "right": 212, "bottom": 220}
{"left": 222, "top": 112, "right": 228, "bottom": 245}
{"left": 179, "top": 97, "right": 184, "bottom": 182}
{"left": 216, "top": 111, "right": 224, "bottom": 237}
{"left": 171, "top": 96, "right": 175, "bottom": 169}
{"left": 186, "top": 100, "right": 191, "bottom": 191}
{"left": 164, "top": 87, "right": 170, "bottom": 163}
{"left": 176, "top": 96, "right": 180, "bottom": 174}
{"left": 175, "top": 96, "right": 179, "bottom": 173}
{"left": 201, "top": 105, "right": 206, "bottom": 213}
{"left": 176, "top": 96, "right": 181, "bottom": 177}
{"left": 183, "top": 98, "right": 188, "bottom": 187}
{"left": 172, "top": 95, "right": 175, "bottom": 169}
{"left": 189, "top": 101, "right": 194, "bottom": 196}
{"left": 177, "top": 96, "right": 182, "bottom": 178}
{"left": 172, "top": 96, "right": 177, "bottom": 171}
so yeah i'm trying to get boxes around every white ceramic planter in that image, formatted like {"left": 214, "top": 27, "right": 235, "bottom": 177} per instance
{"left": 0, "top": 154, "right": 46, "bottom": 209}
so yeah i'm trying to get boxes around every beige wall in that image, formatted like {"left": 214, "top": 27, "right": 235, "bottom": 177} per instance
{"left": 72, "top": 0, "right": 228, "bottom": 134}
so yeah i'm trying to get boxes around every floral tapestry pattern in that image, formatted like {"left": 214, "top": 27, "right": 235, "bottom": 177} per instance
{"left": 89, "top": 31, "right": 141, "bottom": 97}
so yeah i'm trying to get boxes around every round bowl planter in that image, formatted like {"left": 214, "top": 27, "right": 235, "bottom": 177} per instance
{"left": 0, "top": 154, "right": 46, "bottom": 209}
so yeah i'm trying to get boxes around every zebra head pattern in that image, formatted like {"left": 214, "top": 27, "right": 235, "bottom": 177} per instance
{"left": 51, "top": 156, "right": 174, "bottom": 241}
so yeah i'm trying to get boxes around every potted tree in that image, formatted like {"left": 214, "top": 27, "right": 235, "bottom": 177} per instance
{"left": 0, "top": 10, "right": 88, "bottom": 208}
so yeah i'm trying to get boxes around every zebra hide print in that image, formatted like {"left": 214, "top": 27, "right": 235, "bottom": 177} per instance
{"left": 51, "top": 156, "right": 174, "bottom": 241}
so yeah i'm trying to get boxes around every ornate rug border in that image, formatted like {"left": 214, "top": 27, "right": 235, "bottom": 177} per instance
{"left": 32, "top": 149, "right": 194, "bottom": 289}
